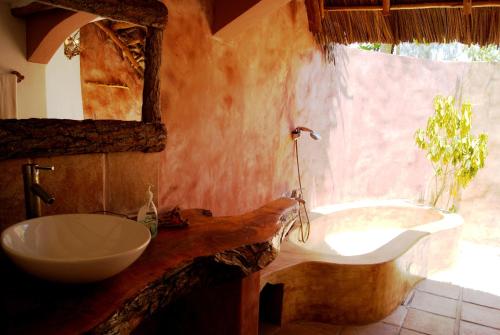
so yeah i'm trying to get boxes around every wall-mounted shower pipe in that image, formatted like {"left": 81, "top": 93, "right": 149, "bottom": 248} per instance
{"left": 291, "top": 126, "right": 321, "bottom": 242}
{"left": 291, "top": 126, "right": 321, "bottom": 141}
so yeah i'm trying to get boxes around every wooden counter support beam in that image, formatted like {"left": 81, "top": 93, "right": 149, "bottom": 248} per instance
{"left": 149, "top": 271, "right": 262, "bottom": 335}
{"left": 240, "top": 272, "right": 261, "bottom": 335}
{"left": 325, "top": 0, "right": 500, "bottom": 12}
{"left": 1, "top": 198, "right": 299, "bottom": 334}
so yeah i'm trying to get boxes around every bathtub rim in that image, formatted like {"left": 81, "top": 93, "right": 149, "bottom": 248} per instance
{"left": 282, "top": 229, "right": 429, "bottom": 266}
{"left": 286, "top": 199, "right": 463, "bottom": 264}
{"left": 311, "top": 199, "right": 442, "bottom": 216}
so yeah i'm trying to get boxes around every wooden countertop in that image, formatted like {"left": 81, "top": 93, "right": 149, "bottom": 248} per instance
{"left": 0, "top": 198, "right": 298, "bottom": 335}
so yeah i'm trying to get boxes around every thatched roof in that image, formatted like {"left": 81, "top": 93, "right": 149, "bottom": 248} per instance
{"left": 305, "top": 0, "right": 500, "bottom": 51}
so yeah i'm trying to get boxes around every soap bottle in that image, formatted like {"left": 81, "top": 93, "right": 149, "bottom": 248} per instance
{"left": 137, "top": 185, "right": 158, "bottom": 238}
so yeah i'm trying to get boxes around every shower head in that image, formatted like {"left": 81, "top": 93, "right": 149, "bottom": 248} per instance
{"left": 291, "top": 126, "right": 321, "bottom": 141}
{"left": 309, "top": 131, "right": 321, "bottom": 140}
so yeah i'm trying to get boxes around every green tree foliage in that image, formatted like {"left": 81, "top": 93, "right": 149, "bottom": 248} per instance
{"left": 466, "top": 45, "right": 500, "bottom": 62}
{"left": 354, "top": 42, "right": 500, "bottom": 62}
{"left": 415, "top": 96, "right": 488, "bottom": 211}
{"left": 432, "top": 43, "right": 500, "bottom": 62}
{"left": 358, "top": 43, "right": 381, "bottom": 51}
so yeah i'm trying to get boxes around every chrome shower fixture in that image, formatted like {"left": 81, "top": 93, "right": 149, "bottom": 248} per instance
{"left": 291, "top": 126, "right": 321, "bottom": 141}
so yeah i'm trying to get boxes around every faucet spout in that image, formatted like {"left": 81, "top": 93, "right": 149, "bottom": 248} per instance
{"left": 31, "top": 183, "right": 55, "bottom": 204}
{"left": 22, "top": 164, "right": 55, "bottom": 219}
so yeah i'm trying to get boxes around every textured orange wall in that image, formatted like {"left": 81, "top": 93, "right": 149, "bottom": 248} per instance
{"left": 158, "top": 0, "right": 333, "bottom": 215}
{"left": 0, "top": 0, "right": 331, "bottom": 229}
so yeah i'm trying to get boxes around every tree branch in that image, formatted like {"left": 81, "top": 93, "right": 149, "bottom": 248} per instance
{"left": 94, "top": 21, "right": 144, "bottom": 77}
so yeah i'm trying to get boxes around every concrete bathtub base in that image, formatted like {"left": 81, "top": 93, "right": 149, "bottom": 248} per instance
{"left": 261, "top": 200, "right": 463, "bottom": 326}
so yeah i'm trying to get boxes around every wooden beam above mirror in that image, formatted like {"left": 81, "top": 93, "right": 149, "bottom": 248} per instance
{"left": 24, "top": 9, "right": 97, "bottom": 64}
{"left": 10, "top": 2, "right": 55, "bottom": 17}
{"left": 38, "top": 0, "right": 168, "bottom": 28}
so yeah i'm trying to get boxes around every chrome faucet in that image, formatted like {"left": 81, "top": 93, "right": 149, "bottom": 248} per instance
{"left": 22, "top": 164, "right": 55, "bottom": 219}
{"left": 290, "top": 189, "right": 306, "bottom": 204}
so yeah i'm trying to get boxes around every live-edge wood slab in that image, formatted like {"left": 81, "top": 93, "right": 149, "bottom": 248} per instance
{"left": 0, "top": 198, "right": 298, "bottom": 335}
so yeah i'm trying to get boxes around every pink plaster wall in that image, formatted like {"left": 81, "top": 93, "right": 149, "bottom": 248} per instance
{"left": 315, "top": 46, "right": 461, "bottom": 205}
{"left": 319, "top": 46, "right": 500, "bottom": 245}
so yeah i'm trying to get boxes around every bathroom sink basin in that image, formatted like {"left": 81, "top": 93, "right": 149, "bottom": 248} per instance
{"left": 1, "top": 214, "right": 151, "bottom": 283}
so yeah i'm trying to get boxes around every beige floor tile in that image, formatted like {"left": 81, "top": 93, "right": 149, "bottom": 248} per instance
{"left": 403, "top": 308, "right": 455, "bottom": 335}
{"left": 410, "top": 290, "right": 458, "bottom": 318}
{"left": 460, "top": 321, "right": 500, "bottom": 335}
{"left": 400, "top": 329, "right": 426, "bottom": 335}
{"left": 463, "top": 289, "right": 500, "bottom": 310}
{"left": 462, "top": 302, "right": 500, "bottom": 329}
{"left": 382, "top": 306, "right": 408, "bottom": 327}
{"left": 341, "top": 322, "right": 398, "bottom": 335}
{"left": 272, "top": 321, "right": 342, "bottom": 335}
{"left": 432, "top": 241, "right": 500, "bottom": 297}
{"left": 416, "top": 279, "right": 461, "bottom": 299}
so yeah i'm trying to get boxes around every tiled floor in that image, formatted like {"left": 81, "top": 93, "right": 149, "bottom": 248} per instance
{"left": 429, "top": 241, "right": 500, "bottom": 297}
{"left": 261, "top": 279, "right": 500, "bottom": 335}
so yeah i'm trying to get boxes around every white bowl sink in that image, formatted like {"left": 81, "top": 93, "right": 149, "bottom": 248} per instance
{"left": 1, "top": 214, "right": 151, "bottom": 283}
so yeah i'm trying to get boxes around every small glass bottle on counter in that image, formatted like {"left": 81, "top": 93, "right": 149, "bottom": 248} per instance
{"left": 137, "top": 185, "right": 158, "bottom": 238}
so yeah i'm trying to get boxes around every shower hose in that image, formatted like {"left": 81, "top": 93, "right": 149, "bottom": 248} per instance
{"left": 294, "top": 140, "right": 311, "bottom": 242}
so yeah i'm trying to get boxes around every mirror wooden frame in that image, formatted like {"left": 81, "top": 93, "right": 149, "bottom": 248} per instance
{"left": 0, "top": 0, "right": 168, "bottom": 160}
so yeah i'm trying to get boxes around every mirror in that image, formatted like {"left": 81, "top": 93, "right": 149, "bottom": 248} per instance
{"left": 80, "top": 20, "right": 145, "bottom": 120}
{"left": 0, "top": 0, "right": 168, "bottom": 159}
{"left": 45, "top": 19, "right": 146, "bottom": 121}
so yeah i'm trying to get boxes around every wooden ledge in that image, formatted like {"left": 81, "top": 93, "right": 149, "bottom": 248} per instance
{"left": 0, "top": 198, "right": 298, "bottom": 335}
{"left": 0, "top": 119, "right": 167, "bottom": 159}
